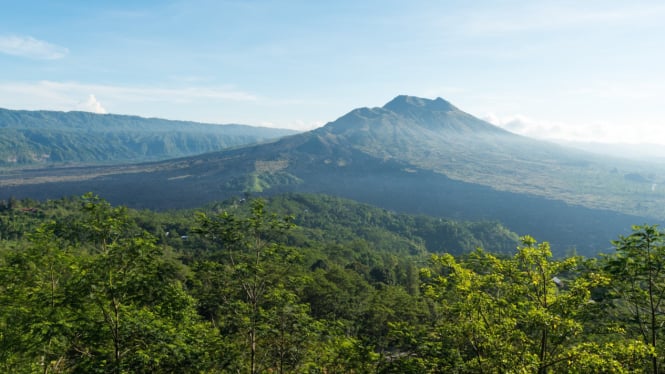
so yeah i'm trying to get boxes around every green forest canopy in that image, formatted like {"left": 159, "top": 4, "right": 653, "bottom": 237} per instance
{"left": 0, "top": 193, "right": 664, "bottom": 373}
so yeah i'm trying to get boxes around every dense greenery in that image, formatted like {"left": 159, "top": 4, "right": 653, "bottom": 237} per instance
{"left": 0, "top": 108, "right": 296, "bottom": 167}
{"left": 1, "top": 193, "right": 664, "bottom": 372}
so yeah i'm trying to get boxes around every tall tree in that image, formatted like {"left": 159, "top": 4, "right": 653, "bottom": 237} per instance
{"left": 606, "top": 224, "right": 665, "bottom": 373}
{"left": 0, "top": 223, "right": 76, "bottom": 373}
{"left": 194, "top": 199, "right": 308, "bottom": 373}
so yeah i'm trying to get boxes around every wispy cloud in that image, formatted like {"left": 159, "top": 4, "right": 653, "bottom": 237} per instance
{"left": 0, "top": 35, "right": 68, "bottom": 60}
{"left": 483, "top": 113, "right": 580, "bottom": 140}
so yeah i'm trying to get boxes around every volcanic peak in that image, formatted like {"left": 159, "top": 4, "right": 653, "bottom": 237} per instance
{"left": 383, "top": 95, "right": 457, "bottom": 114}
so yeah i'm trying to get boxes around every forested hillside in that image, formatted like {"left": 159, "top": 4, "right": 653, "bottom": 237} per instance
{"left": 0, "top": 108, "right": 297, "bottom": 167}
{"left": 1, "top": 193, "right": 664, "bottom": 372}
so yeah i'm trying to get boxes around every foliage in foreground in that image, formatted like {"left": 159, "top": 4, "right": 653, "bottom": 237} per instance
{"left": 0, "top": 194, "right": 664, "bottom": 372}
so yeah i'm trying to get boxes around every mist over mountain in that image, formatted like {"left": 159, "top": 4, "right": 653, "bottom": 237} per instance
{"left": 555, "top": 140, "right": 665, "bottom": 163}
{"left": 0, "top": 108, "right": 297, "bottom": 167}
{"left": 1, "top": 95, "right": 663, "bottom": 255}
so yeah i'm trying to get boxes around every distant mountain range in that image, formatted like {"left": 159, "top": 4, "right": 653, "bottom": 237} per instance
{"left": 1, "top": 95, "right": 664, "bottom": 255}
{"left": 0, "top": 108, "right": 297, "bottom": 167}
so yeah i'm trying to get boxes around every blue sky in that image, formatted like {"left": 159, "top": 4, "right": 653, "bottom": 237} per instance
{"left": 1, "top": 0, "right": 664, "bottom": 144}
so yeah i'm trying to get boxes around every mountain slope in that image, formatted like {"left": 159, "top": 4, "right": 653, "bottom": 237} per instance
{"left": 0, "top": 108, "right": 298, "bottom": 167}
{"left": 309, "top": 96, "right": 656, "bottom": 212}
{"left": 1, "top": 95, "right": 663, "bottom": 254}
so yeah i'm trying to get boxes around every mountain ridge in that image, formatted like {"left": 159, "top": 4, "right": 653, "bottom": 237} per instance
{"left": 0, "top": 107, "right": 298, "bottom": 166}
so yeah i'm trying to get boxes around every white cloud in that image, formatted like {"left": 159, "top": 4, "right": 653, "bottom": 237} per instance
{"left": 0, "top": 35, "right": 68, "bottom": 60}
{"left": 484, "top": 113, "right": 665, "bottom": 145}
{"left": 485, "top": 114, "right": 602, "bottom": 142}
{"left": 76, "top": 94, "right": 107, "bottom": 114}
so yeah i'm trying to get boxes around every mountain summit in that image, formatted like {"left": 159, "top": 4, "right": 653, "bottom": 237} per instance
{"left": 383, "top": 95, "right": 458, "bottom": 114}
{"left": 322, "top": 95, "right": 509, "bottom": 138}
